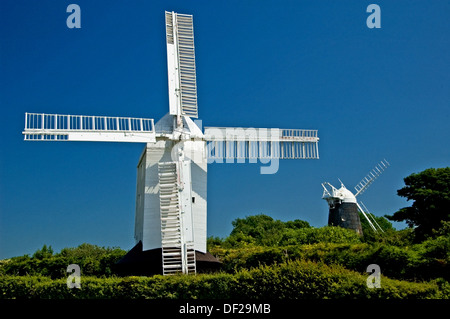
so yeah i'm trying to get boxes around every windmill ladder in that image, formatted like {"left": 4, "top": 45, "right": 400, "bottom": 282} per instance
{"left": 158, "top": 162, "right": 196, "bottom": 275}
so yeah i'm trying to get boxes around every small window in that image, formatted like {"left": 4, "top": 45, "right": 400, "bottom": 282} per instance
{"left": 192, "top": 197, "right": 195, "bottom": 203}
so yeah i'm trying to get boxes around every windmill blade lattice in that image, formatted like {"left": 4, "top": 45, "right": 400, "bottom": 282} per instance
{"left": 354, "top": 159, "right": 390, "bottom": 197}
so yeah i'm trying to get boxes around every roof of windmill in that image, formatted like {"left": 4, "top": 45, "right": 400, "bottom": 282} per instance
{"left": 322, "top": 182, "right": 357, "bottom": 203}
{"left": 337, "top": 185, "right": 357, "bottom": 203}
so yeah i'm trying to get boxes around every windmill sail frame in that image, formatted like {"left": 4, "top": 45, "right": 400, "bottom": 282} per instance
{"left": 166, "top": 11, "right": 198, "bottom": 120}
{"left": 354, "top": 159, "right": 390, "bottom": 197}
{"left": 23, "top": 112, "right": 156, "bottom": 143}
{"left": 204, "top": 127, "right": 319, "bottom": 160}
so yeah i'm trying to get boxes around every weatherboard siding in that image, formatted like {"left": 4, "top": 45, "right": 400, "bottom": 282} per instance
{"left": 134, "top": 140, "right": 207, "bottom": 253}
{"left": 187, "top": 141, "right": 207, "bottom": 253}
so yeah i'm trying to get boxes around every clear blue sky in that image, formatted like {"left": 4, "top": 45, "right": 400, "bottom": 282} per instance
{"left": 1, "top": 0, "right": 449, "bottom": 259}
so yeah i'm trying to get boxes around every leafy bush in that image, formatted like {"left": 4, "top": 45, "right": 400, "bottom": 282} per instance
{"left": 32, "top": 245, "right": 54, "bottom": 259}
{"left": 204, "top": 213, "right": 449, "bottom": 282}
{"left": 221, "top": 223, "right": 361, "bottom": 248}
{"left": 298, "top": 226, "right": 362, "bottom": 245}
{"left": 210, "top": 237, "right": 450, "bottom": 282}
{"left": 410, "top": 235, "right": 450, "bottom": 281}
{"left": 0, "top": 244, "right": 126, "bottom": 279}
{"left": 362, "top": 228, "right": 415, "bottom": 246}
{"left": 1, "top": 213, "right": 448, "bottom": 301}
{"left": 222, "top": 214, "right": 311, "bottom": 247}
{"left": 0, "top": 260, "right": 445, "bottom": 299}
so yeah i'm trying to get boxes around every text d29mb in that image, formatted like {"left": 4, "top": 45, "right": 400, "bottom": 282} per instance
{"left": 223, "top": 303, "right": 270, "bottom": 314}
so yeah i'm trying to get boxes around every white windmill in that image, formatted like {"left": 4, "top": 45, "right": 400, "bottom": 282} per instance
{"left": 22, "top": 11, "right": 320, "bottom": 275}
{"left": 321, "top": 159, "right": 389, "bottom": 235}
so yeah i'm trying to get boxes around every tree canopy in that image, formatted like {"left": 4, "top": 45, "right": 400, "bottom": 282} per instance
{"left": 208, "top": 214, "right": 364, "bottom": 248}
{"left": 386, "top": 167, "right": 450, "bottom": 240}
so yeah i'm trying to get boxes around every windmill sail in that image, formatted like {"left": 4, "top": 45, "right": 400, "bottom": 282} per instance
{"left": 165, "top": 11, "right": 198, "bottom": 119}
{"left": 354, "top": 159, "right": 390, "bottom": 197}
{"left": 355, "top": 201, "right": 378, "bottom": 232}
{"left": 359, "top": 201, "right": 385, "bottom": 233}
{"left": 204, "top": 127, "right": 319, "bottom": 160}
{"left": 22, "top": 112, "right": 156, "bottom": 143}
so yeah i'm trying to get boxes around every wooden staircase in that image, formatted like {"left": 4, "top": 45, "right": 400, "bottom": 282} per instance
{"left": 158, "top": 162, "right": 196, "bottom": 275}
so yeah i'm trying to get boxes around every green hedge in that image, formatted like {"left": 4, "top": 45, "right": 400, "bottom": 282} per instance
{"left": 1, "top": 260, "right": 447, "bottom": 299}
{"left": 210, "top": 236, "right": 450, "bottom": 281}
{"left": 0, "top": 244, "right": 126, "bottom": 278}
{"left": 220, "top": 225, "right": 362, "bottom": 248}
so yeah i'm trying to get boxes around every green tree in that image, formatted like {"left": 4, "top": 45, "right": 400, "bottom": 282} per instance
{"left": 285, "top": 219, "right": 311, "bottom": 229}
{"left": 32, "top": 244, "right": 54, "bottom": 259}
{"left": 359, "top": 212, "right": 394, "bottom": 232}
{"left": 229, "top": 214, "right": 284, "bottom": 246}
{"left": 227, "top": 214, "right": 311, "bottom": 247}
{"left": 386, "top": 167, "right": 450, "bottom": 240}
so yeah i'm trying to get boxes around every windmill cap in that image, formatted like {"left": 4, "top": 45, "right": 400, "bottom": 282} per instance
{"left": 322, "top": 182, "right": 356, "bottom": 203}
{"left": 338, "top": 185, "right": 357, "bottom": 203}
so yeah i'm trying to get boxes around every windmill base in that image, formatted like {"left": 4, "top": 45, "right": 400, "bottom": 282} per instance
{"left": 115, "top": 241, "right": 222, "bottom": 276}
{"left": 328, "top": 202, "right": 363, "bottom": 236}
